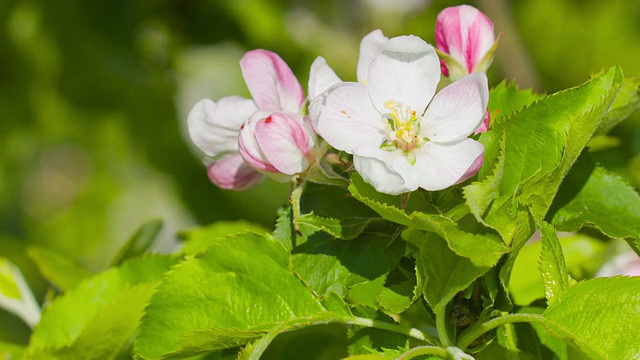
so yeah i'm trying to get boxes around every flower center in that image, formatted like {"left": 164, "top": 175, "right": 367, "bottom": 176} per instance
{"left": 380, "top": 100, "right": 426, "bottom": 164}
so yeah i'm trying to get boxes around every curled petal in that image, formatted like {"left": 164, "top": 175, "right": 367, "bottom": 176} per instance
{"left": 187, "top": 97, "right": 257, "bottom": 157}
{"left": 238, "top": 112, "right": 281, "bottom": 174}
{"left": 313, "top": 82, "right": 386, "bottom": 153}
{"left": 414, "top": 139, "right": 484, "bottom": 191}
{"left": 422, "top": 72, "right": 489, "bottom": 142}
{"left": 207, "top": 154, "right": 264, "bottom": 190}
{"left": 356, "top": 29, "right": 389, "bottom": 84}
{"left": 308, "top": 56, "right": 342, "bottom": 100}
{"left": 368, "top": 35, "right": 441, "bottom": 114}
{"left": 475, "top": 109, "right": 491, "bottom": 134}
{"left": 253, "top": 112, "right": 314, "bottom": 175}
{"left": 240, "top": 50, "right": 304, "bottom": 113}
{"left": 436, "top": 5, "right": 495, "bottom": 75}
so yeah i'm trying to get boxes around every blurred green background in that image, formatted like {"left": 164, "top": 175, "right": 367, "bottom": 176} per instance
{"left": 1, "top": 0, "right": 640, "bottom": 346}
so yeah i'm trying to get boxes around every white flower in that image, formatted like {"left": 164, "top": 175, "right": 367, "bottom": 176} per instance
{"left": 309, "top": 32, "right": 488, "bottom": 195}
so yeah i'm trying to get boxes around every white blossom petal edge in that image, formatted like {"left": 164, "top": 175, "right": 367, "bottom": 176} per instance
{"left": 311, "top": 32, "right": 488, "bottom": 195}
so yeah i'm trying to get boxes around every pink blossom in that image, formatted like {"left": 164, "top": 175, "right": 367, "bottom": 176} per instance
{"left": 188, "top": 50, "right": 313, "bottom": 190}
{"left": 436, "top": 5, "right": 497, "bottom": 80}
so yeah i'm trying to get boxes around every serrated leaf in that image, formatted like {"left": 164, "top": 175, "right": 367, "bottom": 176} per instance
{"left": 538, "top": 222, "right": 574, "bottom": 306}
{"left": 292, "top": 226, "right": 405, "bottom": 297}
{"left": 179, "top": 221, "right": 269, "bottom": 255}
{"left": 488, "top": 80, "right": 542, "bottom": 125}
{"left": 548, "top": 155, "right": 640, "bottom": 255}
{"left": 25, "top": 254, "right": 176, "bottom": 358}
{"left": 28, "top": 246, "right": 92, "bottom": 292}
{"left": 465, "top": 67, "right": 623, "bottom": 243}
{"left": 511, "top": 233, "right": 605, "bottom": 306}
{"left": 349, "top": 173, "right": 507, "bottom": 264}
{"left": 543, "top": 277, "right": 640, "bottom": 359}
{"left": 135, "top": 232, "right": 353, "bottom": 360}
{"left": 296, "top": 182, "right": 381, "bottom": 240}
{"left": 406, "top": 229, "right": 496, "bottom": 312}
{"left": 376, "top": 280, "right": 414, "bottom": 315}
{"left": 594, "top": 76, "right": 640, "bottom": 136}
{"left": 110, "top": 218, "right": 163, "bottom": 266}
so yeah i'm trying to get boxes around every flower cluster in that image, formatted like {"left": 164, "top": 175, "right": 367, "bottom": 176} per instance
{"left": 188, "top": 5, "right": 498, "bottom": 195}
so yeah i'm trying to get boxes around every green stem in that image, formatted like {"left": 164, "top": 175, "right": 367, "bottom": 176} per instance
{"left": 396, "top": 345, "right": 448, "bottom": 360}
{"left": 349, "top": 317, "right": 441, "bottom": 346}
{"left": 435, "top": 306, "right": 453, "bottom": 347}
{"left": 457, "top": 313, "right": 546, "bottom": 350}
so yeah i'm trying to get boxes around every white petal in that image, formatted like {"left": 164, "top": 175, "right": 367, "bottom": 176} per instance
{"left": 353, "top": 145, "right": 420, "bottom": 195}
{"left": 187, "top": 97, "right": 257, "bottom": 157}
{"left": 422, "top": 72, "right": 489, "bottom": 142}
{"left": 414, "top": 139, "right": 484, "bottom": 191}
{"left": 314, "top": 82, "right": 386, "bottom": 153}
{"left": 357, "top": 29, "right": 389, "bottom": 83}
{"left": 368, "top": 35, "right": 441, "bottom": 114}
{"left": 308, "top": 56, "right": 342, "bottom": 100}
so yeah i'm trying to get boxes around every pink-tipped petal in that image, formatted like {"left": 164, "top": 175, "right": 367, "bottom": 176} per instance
{"left": 240, "top": 50, "right": 305, "bottom": 113}
{"left": 455, "top": 151, "right": 484, "bottom": 184}
{"left": 368, "top": 35, "right": 441, "bottom": 114}
{"left": 422, "top": 72, "right": 489, "bottom": 143}
{"left": 356, "top": 29, "right": 389, "bottom": 83}
{"left": 254, "top": 112, "right": 313, "bottom": 175}
{"left": 308, "top": 56, "right": 342, "bottom": 100}
{"left": 238, "top": 112, "right": 280, "bottom": 173}
{"left": 436, "top": 5, "right": 495, "bottom": 74}
{"left": 475, "top": 109, "right": 491, "bottom": 134}
{"left": 187, "top": 97, "right": 257, "bottom": 157}
{"left": 207, "top": 154, "right": 264, "bottom": 190}
{"left": 314, "top": 82, "right": 387, "bottom": 153}
{"left": 414, "top": 139, "right": 484, "bottom": 191}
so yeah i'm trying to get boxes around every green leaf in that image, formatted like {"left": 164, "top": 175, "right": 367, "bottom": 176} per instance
{"left": 349, "top": 173, "right": 507, "bottom": 263}
{"left": 548, "top": 155, "right": 640, "bottom": 255}
{"left": 465, "top": 67, "right": 623, "bottom": 242}
{"left": 28, "top": 246, "right": 92, "bottom": 292}
{"left": 0, "top": 256, "right": 41, "bottom": 328}
{"left": 537, "top": 222, "right": 575, "bottom": 306}
{"left": 135, "top": 232, "right": 352, "bottom": 359}
{"left": 296, "top": 182, "right": 381, "bottom": 240}
{"left": 488, "top": 80, "right": 542, "bottom": 125}
{"left": 179, "top": 220, "right": 270, "bottom": 255}
{"left": 406, "top": 229, "right": 496, "bottom": 312}
{"left": 0, "top": 258, "right": 21, "bottom": 300}
{"left": 594, "top": 76, "right": 640, "bottom": 136}
{"left": 25, "top": 254, "right": 176, "bottom": 358}
{"left": 292, "top": 225, "right": 405, "bottom": 298}
{"left": 0, "top": 341, "right": 25, "bottom": 359}
{"left": 110, "top": 218, "right": 163, "bottom": 266}
{"left": 543, "top": 277, "right": 640, "bottom": 359}
{"left": 510, "top": 233, "right": 606, "bottom": 306}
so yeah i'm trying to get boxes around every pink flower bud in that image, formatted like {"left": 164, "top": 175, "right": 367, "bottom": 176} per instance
{"left": 436, "top": 5, "right": 497, "bottom": 80}
{"left": 238, "top": 112, "right": 315, "bottom": 182}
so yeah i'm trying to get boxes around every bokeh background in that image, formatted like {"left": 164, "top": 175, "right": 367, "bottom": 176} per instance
{"left": 2, "top": 0, "right": 640, "bottom": 347}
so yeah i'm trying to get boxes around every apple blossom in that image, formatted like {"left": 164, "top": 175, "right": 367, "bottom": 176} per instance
{"left": 188, "top": 49, "right": 314, "bottom": 190}
{"left": 435, "top": 5, "right": 497, "bottom": 80}
{"left": 310, "top": 33, "right": 488, "bottom": 195}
